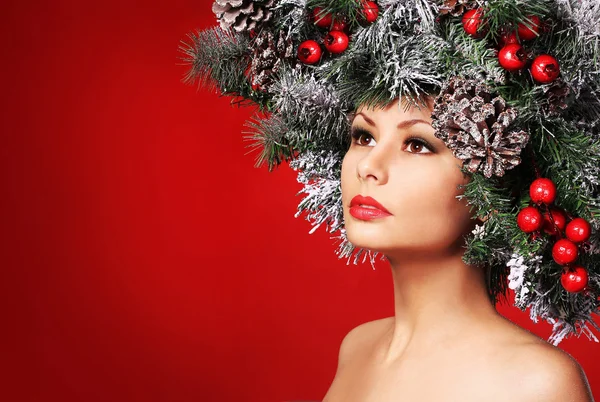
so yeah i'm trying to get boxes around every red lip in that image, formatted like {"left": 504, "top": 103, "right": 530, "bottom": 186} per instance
{"left": 349, "top": 195, "right": 392, "bottom": 220}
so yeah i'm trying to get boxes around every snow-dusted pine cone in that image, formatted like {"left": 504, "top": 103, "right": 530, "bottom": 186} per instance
{"left": 438, "top": 0, "right": 481, "bottom": 17}
{"left": 249, "top": 29, "right": 295, "bottom": 93}
{"left": 212, "top": 0, "right": 275, "bottom": 33}
{"left": 540, "top": 78, "right": 571, "bottom": 117}
{"left": 431, "top": 76, "right": 530, "bottom": 178}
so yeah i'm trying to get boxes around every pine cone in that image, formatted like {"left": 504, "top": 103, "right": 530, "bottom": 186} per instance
{"left": 438, "top": 0, "right": 479, "bottom": 17}
{"left": 212, "top": 0, "right": 275, "bottom": 33}
{"left": 540, "top": 78, "right": 571, "bottom": 117}
{"left": 431, "top": 76, "right": 530, "bottom": 178}
{"left": 249, "top": 30, "right": 295, "bottom": 93}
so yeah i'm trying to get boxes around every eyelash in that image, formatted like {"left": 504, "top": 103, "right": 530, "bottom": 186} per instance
{"left": 349, "top": 127, "right": 435, "bottom": 153}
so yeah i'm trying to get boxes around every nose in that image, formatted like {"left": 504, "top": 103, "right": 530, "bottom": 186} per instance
{"left": 356, "top": 139, "right": 393, "bottom": 185}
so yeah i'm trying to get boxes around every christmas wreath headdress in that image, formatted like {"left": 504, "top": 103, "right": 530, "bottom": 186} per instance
{"left": 180, "top": 0, "right": 600, "bottom": 346}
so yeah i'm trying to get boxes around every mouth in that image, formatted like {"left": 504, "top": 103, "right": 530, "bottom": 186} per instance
{"left": 349, "top": 195, "right": 392, "bottom": 220}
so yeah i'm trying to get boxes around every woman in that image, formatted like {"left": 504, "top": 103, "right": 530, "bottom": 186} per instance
{"left": 323, "top": 96, "right": 594, "bottom": 401}
{"left": 183, "top": 0, "right": 600, "bottom": 400}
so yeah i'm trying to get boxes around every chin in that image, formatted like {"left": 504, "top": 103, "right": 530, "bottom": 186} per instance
{"left": 344, "top": 224, "right": 395, "bottom": 253}
{"left": 344, "top": 219, "right": 446, "bottom": 256}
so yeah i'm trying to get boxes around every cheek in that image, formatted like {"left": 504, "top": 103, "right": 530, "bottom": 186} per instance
{"left": 390, "top": 161, "right": 472, "bottom": 241}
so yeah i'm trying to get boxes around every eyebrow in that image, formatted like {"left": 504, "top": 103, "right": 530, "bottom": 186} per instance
{"left": 355, "top": 112, "right": 431, "bottom": 129}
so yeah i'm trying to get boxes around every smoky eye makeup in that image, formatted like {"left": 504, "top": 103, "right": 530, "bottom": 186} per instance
{"left": 349, "top": 126, "right": 372, "bottom": 144}
{"left": 349, "top": 125, "right": 437, "bottom": 153}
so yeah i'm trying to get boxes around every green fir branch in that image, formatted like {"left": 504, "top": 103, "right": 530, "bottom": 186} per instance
{"left": 480, "top": 0, "right": 552, "bottom": 42}
{"left": 307, "top": 0, "right": 364, "bottom": 28}
{"left": 530, "top": 120, "right": 600, "bottom": 222}
{"left": 179, "top": 27, "right": 271, "bottom": 109}
{"left": 242, "top": 113, "right": 297, "bottom": 171}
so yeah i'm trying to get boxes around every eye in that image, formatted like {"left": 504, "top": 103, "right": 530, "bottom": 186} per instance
{"left": 405, "top": 136, "right": 434, "bottom": 154}
{"left": 350, "top": 127, "right": 436, "bottom": 154}
{"left": 350, "top": 127, "right": 377, "bottom": 147}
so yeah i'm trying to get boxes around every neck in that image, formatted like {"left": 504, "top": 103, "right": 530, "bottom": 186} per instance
{"left": 381, "top": 246, "right": 499, "bottom": 362}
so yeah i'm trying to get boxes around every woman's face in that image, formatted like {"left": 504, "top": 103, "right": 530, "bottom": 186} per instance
{"left": 341, "top": 97, "right": 477, "bottom": 257}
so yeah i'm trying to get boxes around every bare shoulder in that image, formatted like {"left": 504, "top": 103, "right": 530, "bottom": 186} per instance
{"left": 335, "top": 317, "right": 392, "bottom": 368}
{"left": 503, "top": 340, "right": 594, "bottom": 402}
{"left": 466, "top": 316, "right": 593, "bottom": 401}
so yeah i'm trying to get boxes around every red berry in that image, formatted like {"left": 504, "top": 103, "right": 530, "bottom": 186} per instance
{"left": 313, "top": 7, "right": 333, "bottom": 28}
{"left": 462, "top": 8, "right": 487, "bottom": 38}
{"left": 331, "top": 18, "right": 348, "bottom": 32}
{"left": 324, "top": 30, "right": 349, "bottom": 54}
{"left": 361, "top": 1, "right": 379, "bottom": 24}
{"left": 531, "top": 54, "right": 560, "bottom": 84}
{"left": 517, "top": 15, "right": 541, "bottom": 41}
{"left": 498, "top": 30, "right": 519, "bottom": 47}
{"left": 542, "top": 208, "right": 567, "bottom": 235}
{"left": 529, "top": 178, "right": 556, "bottom": 205}
{"left": 297, "top": 40, "right": 322, "bottom": 64}
{"left": 561, "top": 265, "right": 589, "bottom": 293}
{"left": 498, "top": 44, "right": 528, "bottom": 71}
{"left": 517, "top": 206, "right": 543, "bottom": 233}
{"left": 552, "top": 239, "right": 579, "bottom": 265}
{"left": 565, "top": 218, "right": 591, "bottom": 243}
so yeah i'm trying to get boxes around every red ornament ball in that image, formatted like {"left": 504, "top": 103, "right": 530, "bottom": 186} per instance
{"left": 517, "top": 15, "right": 541, "bottom": 41}
{"left": 361, "top": 1, "right": 379, "bottom": 24}
{"left": 297, "top": 40, "right": 322, "bottom": 64}
{"left": 531, "top": 54, "right": 560, "bottom": 84}
{"left": 312, "top": 7, "right": 333, "bottom": 28}
{"left": 529, "top": 177, "right": 557, "bottom": 205}
{"left": 517, "top": 206, "right": 543, "bottom": 233}
{"left": 498, "top": 43, "right": 527, "bottom": 71}
{"left": 561, "top": 265, "right": 589, "bottom": 293}
{"left": 552, "top": 239, "right": 579, "bottom": 266}
{"left": 324, "top": 30, "right": 349, "bottom": 54}
{"left": 542, "top": 208, "right": 567, "bottom": 235}
{"left": 565, "top": 218, "right": 591, "bottom": 243}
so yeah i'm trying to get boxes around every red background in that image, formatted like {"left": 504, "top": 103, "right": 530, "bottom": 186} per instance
{"left": 1, "top": 1, "right": 598, "bottom": 401}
